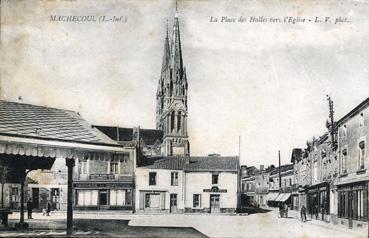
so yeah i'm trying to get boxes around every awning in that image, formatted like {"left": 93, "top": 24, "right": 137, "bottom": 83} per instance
{"left": 275, "top": 193, "right": 291, "bottom": 202}
{"left": 0, "top": 135, "right": 129, "bottom": 161}
{"left": 266, "top": 192, "right": 279, "bottom": 201}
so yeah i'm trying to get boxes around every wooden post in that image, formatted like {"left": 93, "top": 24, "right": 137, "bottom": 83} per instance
{"left": 15, "top": 169, "right": 28, "bottom": 229}
{"left": 20, "top": 177, "right": 25, "bottom": 223}
{"left": 66, "top": 158, "right": 75, "bottom": 236}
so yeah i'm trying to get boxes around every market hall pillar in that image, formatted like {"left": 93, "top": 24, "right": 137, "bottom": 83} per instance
{"left": 66, "top": 158, "right": 75, "bottom": 236}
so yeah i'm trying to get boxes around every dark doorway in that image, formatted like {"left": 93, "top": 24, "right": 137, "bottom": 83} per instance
{"left": 100, "top": 190, "right": 108, "bottom": 207}
{"left": 32, "top": 188, "right": 39, "bottom": 209}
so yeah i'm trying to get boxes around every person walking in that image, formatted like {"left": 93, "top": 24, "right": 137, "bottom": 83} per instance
{"left": 301, "top": 205, "right": 307, "bottom": 222}
{"left": 283, "top": 203, "right": 289, "bottom": 218}
{"left": 27, "top": 198, "right": 33, "bottom": 219}
{"left": 46, "top": 202, "right": 51, "bottom": 216}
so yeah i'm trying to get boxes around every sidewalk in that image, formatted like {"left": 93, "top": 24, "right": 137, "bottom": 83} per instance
{"left": 287, "top": 209, "right": 366, "bottom": 237}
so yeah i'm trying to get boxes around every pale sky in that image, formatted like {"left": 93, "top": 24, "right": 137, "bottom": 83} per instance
{"left": 1, "top": 0, "right": 368, "bottom": 166}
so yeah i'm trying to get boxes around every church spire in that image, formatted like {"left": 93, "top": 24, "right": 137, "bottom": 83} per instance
{"left": 161, "top": 19, "right": 170, "bottom": 72}
{"left": 171, "top": 0, "right": 183, "bottom": 76}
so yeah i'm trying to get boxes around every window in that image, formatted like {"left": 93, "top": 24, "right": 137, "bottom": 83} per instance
{"left": 289, "top": 178, "right": 292, "bottom": 186}
{"left": 170, "top": 112, "right": 175, "bottom": 131}
{"left": 110, "top": 162, "right": 118, "bottom": 174}
{"left": 341, "top": 148, "right": 348, "bottom": 173}
{"left": 193, "top": 194, "right": 201, "bottom": 208}
{"left": 212, "top": 174, "right": 219, "bottom": 184}
{"left": 110, "top": 189, "right": 127, "bottom": 206}
{"left": 149, "top": 172, "right": 157, "bottom": 185}
{"left": 358, "top": 141, "right": 365, "bottom": 170}
{"left": 171, "top": 172, "right": 178, "bottom": 186}
{"left": 11, "top": 187, "right": 19, "bottom": 202}
{"left": 342, "top": 125, "right": 347, "bottom": 137}
{"left": 359, "top": 113, "right": 364, "bottom": 127}
{"left": 80, "top": 161, "right": 87, "bottom": 174}
{"left": 77, "top": 190, "right": 98, "bottom": 206}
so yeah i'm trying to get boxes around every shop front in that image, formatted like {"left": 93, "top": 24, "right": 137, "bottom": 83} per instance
{"left": 306, "top": 182, "right": 330, "bottom": 222}
{"left": 74, "top": 181, "right": 133, "bottom": 210}
{"left": 336, "top": 181, "right": 368, "bottom": 229}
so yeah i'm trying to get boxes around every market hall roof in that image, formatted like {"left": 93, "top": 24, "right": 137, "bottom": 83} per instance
{"left": 0, "top": 100, "right": 127, "bottom": 161}
{"left": 139, "top": 156, "right": 239, "bottom": 172}
{"left": 0, "top": 100, "right": 116, "bottom": 144}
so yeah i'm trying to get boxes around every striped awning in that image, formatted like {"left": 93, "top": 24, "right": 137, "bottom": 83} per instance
{"left": 0, "top": 134, "right": 129, "bottom": 161}
{"left": 266, "top": 192, "right": 280, "bottom": 201}
{"left": 275, "top": 193, "right": 291, "bottom": 202}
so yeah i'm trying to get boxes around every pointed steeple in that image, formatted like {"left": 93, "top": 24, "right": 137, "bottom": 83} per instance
{"left": 171, "top": 2, "right": 183, "bottom": 77}
{"left": 161, "top": 20, "right": 170, "bottom": 73}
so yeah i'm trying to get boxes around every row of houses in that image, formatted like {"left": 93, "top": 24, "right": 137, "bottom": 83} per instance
{"left": 241, "top": 97, "right": 369, "bottom": 230}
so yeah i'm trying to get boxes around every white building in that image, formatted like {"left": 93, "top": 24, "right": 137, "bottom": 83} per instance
{"left": 135, "top": 156, "right": 239, "bottom": 214}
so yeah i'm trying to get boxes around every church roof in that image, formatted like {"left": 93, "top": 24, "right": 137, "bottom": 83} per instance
{"left": 95, "top": 126, "right": 163, "bottom": 145}
{"left": 0, "top": 100, "right": 117, "bottom": 145}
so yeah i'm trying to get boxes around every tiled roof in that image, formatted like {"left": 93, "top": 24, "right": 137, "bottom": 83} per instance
{"left": 95, "top": 126, "right": 163, "bottom": 145}
{"left": 0, "top": 100, "right": 117, "bottom": 145}
{"left": 147, "top": 157, "right": 187, "bottom": 170}
{"left": 140, "top": 156, "right": 239, "bottom": 172}
{"left": 185, "top": 156, "right": 239, "bottom": 172}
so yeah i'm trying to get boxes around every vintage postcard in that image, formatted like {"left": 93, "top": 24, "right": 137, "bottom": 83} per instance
{"left": 0, "top": 0, "right": 368, "bottom": 237}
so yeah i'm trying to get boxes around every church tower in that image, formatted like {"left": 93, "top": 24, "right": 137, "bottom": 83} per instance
{"left": 156, "top": 8, "right": 189, "bottom": 156}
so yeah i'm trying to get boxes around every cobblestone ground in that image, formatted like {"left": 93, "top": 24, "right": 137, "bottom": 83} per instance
{"left": 4, "top": 210, "right": 367, "bottom": 237}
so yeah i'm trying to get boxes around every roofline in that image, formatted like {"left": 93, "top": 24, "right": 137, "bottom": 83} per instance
{"left": 1, "top": 100, "right": 76, "bottom": 114}
{"left": 0, "top": 132, "right": 122, "bottom": 148}
{"left": 337, "top": 97, "right": 369, "bottom": 125}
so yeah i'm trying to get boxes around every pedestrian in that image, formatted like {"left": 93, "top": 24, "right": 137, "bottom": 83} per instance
{"left": 46, "top": 202, "right": 51, "bottom": 216}
{"left": 284, "top": 203, "right": 288, "bottom": 218}
{"left": 301, "top": 205, "right": 307, "bottom": 222}
{"left": 278, "top": 203, "right": 283, "bottom": 218}
{"left": 27, "top": 198, "right": 33, "bottom": 219}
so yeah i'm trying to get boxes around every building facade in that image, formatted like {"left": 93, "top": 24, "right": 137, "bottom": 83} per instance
{"left": 135, "top": 156, "right": 239, "bottom": 214}
{"left": 335, "top": 98, "right": 369, "bottom": 229}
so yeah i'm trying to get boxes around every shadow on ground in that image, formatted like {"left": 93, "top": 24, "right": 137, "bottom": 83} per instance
{"left": 3, "top": 219, "right": 207, "bottom": 237}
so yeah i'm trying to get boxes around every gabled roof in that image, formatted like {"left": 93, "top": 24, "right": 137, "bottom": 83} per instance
{"left": 185, "top": 156, "right": 239, "bottom": 172}
{"left": 0, "top": 101, "right": 117, "bottom": 145}
{"left": 95, "top": 126, "right": 163, "bottom": 146}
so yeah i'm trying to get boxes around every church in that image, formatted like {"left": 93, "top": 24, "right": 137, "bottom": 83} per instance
{"left": 97, "top": 9, "right": 190, "bottom": 158}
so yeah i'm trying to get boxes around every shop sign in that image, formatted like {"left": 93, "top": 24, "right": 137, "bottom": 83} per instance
{"left": 74, "top": 183, "right": 132, "bottom": 188}
{"left": 203, "top": 186, "right": 227, "bottom": 193}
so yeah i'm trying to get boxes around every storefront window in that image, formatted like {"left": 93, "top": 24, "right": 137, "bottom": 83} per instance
{"left": 77, "top": 190, "right": 98, "bottom": 206}
{"left": 338, "top": 186, "right": 368, "bottom": 221}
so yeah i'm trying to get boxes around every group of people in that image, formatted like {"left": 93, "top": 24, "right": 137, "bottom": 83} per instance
{"left": 26, "top": 199, "right": 52, "bottom": 219}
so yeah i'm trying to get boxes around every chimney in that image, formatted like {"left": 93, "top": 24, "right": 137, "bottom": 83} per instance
{"left": 260, "top": 165, "right": 264, "bottom": 171}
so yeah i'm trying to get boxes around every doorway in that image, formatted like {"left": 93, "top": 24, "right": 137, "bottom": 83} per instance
{"left": 99, "top": 190, "right": 108, "bottom": 208}
{"left": 210, "top": 195, "right": 220, "bottom": 213}
{"left": 170, "top": 194, "right": 177, "bottom": 213}
{"left": 32, "top": 188, "right": 39, "bottom": 209}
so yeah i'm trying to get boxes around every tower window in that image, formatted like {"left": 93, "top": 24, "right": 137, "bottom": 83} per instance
{"left": 171, "top": 112, "right": 175, "bottom": 132}
{"left": 170, "top": 81, "right": 173, "bottom": 97}
{"left": 177, "top": 111, "right": 181, "bottom": 132}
